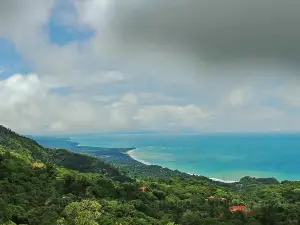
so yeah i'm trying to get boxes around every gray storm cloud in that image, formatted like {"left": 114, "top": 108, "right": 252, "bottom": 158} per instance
{"left": 77, "top": 0, "right": 300, "bottom": 64}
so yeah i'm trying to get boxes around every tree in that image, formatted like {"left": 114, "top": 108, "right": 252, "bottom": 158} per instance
{"left": 180, "top": 210, "right": 202, "bottom": 225}
{"left": 57, "top": 200, "right": 102, "bottom": 225}
{"left": 3, "top": 221, "right": 16, "bottom": 225}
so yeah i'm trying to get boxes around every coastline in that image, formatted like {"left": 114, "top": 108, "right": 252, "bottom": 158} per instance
{"left": 125, "top": 149, "right": 237, "bottom": 184}
{"left": 125, "top": 149, "right": 153, "bottom": 166}
{"left": 33, "top": 134, "right": 300, "bottom": 183}
{"left": 32, "top": 135, "right": 239, "bottom": 183}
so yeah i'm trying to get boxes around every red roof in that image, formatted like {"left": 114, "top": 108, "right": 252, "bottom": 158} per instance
{"left": 139, "top": 186, "right": 148, "bottom": 191}
{"left": 229, "top": 206, "right": 252, "bottom": 214}
{"left": 229, "top": 206, "right": 246, "bottom": 212}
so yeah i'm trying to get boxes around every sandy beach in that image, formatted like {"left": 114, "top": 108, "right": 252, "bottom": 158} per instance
{"left": 125, "top": 150, "right": 135, "bottom": 156}
{"left": 125, "top": 149, "right": 153, "bottom": 166}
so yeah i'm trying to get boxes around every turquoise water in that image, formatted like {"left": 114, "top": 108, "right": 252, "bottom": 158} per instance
{"left": 67, "top": 133, "right": 300, "bottom": 182}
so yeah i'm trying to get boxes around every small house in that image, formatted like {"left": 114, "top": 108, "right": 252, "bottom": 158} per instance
{"left": 205, "top": 196, "right": 216, "bottom": 201}
{"left": 139, "top": 186, "right": 148, "bottom": 191}
{"left": 32, "top": 163, "right": 45, "bottom": 168}
{"left": 229, "top": 206, "right": 252, "bottom": 214}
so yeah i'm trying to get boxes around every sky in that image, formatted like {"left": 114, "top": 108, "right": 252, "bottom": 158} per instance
{"left": 1, "top": 0, "right": 300, "bottom": 134}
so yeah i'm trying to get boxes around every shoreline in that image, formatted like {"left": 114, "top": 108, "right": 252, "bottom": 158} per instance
{"left": 33, "top": 135, "right": 297, "bottom": 183}
{"left": 125, "top": 150, "right": 153, "bottom": 166}
{"left": 125, "top": 149, "right": 237, "bottom": 184}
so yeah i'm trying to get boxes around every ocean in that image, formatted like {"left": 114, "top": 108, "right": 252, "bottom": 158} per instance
{"left": 34, "top": 133, "right": 300, "bottom": 182}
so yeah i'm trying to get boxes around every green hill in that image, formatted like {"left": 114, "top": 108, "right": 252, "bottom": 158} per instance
{"left": 0, "top": 125, "right": 128, "bottom": 181}
{"left": 0, "top": 125, "right": 48, "bottom": 161}
{"left": 1, "top": 125, "right": 300, "bottom": 225}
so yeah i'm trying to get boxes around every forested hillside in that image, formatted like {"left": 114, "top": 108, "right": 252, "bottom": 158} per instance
{"left": 0, "top": 126, "right": 128, "bottom": 181}
{"left": 1, "top": 125, "right": 300, "bottom": 225}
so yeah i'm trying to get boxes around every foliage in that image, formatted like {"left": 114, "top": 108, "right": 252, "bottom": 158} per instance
{"left": 75, "top": 146, "right": 215, "bottom": 181}
{"left": 1, "top": 125, "right": 300, "bottom": 225}
{"left": 45, "top": 148, "right": 131, "bottom": 182}
{"left": 57, "top": 200, "right": 102, "bottom": 225}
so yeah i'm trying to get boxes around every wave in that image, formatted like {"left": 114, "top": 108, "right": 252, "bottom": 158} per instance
{"left": 186, "top": 172, "right": 237, "bottom": 183}
{"left": 126, "top": 149, "right": 153, "bottom": 166}
{"left": 210, "top": 178, "right": 237, "bottom": 183}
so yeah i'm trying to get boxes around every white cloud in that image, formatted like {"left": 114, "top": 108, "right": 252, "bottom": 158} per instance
{"left": 276, "top": 80, "right": 300, "bottom": 108}
{"left": 226, "top": 88, "right": 254, "bottom": 107}
{"left": 0, "top": 0, "right": 55, "bottom": 39}
{"left": 228, "top": 89, "right": 246, "bottom": 106}
{"left": 0, "top": 74, "right": 43, "bottom": 108}
{"left": 135, "top": 105, "right": 213, "bottom": 130}
{"left": 0, "top": 1, "right": 300, "bottom": 133}
{"left": 209, "top": 106, "right": 300, "bottom": 132}
{"left": 0, "top": 73, "right": 213, "bottom": 133}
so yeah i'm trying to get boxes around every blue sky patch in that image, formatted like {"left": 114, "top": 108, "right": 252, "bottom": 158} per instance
{"left": 47, "top": 20, "right": 94, "bottom": 46}
{"left": 47, "top": 0, "right": 94, "bottom": 46}
{"left": 0, "top": 38, "right": 31, "bottom": 78}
